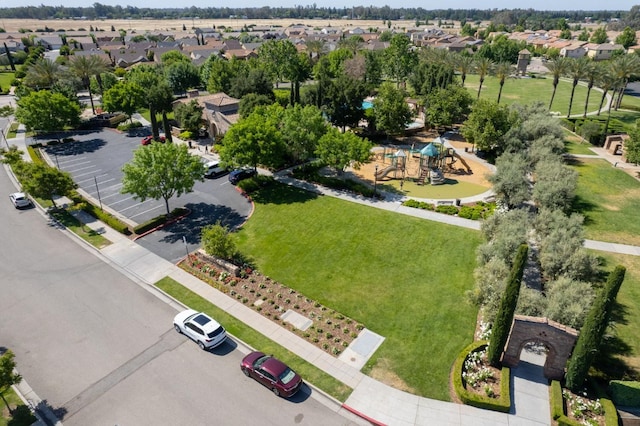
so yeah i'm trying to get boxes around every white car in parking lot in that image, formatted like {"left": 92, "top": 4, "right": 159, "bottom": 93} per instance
{"left": 173, "top": 309, "right": 227, "bottom": 350}
{"left": 9, "top": 192, "right": 32, "bottom": 209}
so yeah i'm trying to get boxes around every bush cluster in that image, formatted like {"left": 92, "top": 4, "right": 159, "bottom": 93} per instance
{"left": 68, "top": 191, "right": 131, "bottom": 235}
{"left": 237, "top": 174, "right": 275, "bottom": 193}
{"left": 402, "top": 199, "right": 434, "bottom": 210}
{"left": 435, "top": 204, "right": 458, "bottom": 215}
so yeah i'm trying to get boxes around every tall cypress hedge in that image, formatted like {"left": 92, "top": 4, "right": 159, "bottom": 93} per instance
{"left": 565, "top": 265, "right": 626, "bottom": 391}
{"left": 488, "top": 244, "right": 529, "bottom": 366}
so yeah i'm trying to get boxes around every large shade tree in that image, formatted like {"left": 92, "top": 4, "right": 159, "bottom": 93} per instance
{"left": 15, "top": 90, "right": 81, "bottom": 134}
{"left": 315, "top": 128, "right": 372, "bottom": 173}
{"left": 121, "top": 142, "right": 204, "bottom": 215}
{"left": 373, "top": 83, "right": 413, "bottom": 137}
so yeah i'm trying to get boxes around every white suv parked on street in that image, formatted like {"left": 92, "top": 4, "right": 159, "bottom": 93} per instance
{"left": 173, "top": 309, "right": 227, "bottom": 350}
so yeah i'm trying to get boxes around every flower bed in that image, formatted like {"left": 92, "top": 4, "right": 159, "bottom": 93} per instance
{"left": 180, "top": 252, "right": 364, "bottom": 357}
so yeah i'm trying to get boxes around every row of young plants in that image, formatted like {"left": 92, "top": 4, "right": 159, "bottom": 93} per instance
{"left": 180, "top": 252, "right": 364, "bottom": 357}
{"left": 402, "top": 199, "right": 496, "bottom": 219}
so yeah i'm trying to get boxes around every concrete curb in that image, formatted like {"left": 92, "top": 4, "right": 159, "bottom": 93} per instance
{"left": 12, "top": 375, "right": 63, "bottom": 426}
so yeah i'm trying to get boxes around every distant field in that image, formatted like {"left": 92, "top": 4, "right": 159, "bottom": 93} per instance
{"left": 0, "top": 18, "right": 418, "bottom": 33}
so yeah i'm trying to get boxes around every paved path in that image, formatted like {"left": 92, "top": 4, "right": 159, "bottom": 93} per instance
{"left": 5, "top": 114, "right": 640, "bottom": 425}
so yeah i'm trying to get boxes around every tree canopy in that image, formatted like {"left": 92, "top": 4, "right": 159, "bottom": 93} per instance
{"left": 121, "top": 142, "right": 204, "bottom": 215}
{"left": 15, "top": 90, "right": 80, "bottom": 133}
{"left": 315, "top": 128, "right": 372, "bottom": 173}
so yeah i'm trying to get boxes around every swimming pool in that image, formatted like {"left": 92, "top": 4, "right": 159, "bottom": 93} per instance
{"left": 362, "top": 100, "right": 373, "bottom": 109}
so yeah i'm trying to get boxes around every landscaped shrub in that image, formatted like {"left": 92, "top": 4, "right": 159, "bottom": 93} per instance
{"left": 458, "top": 202, "right": 496, "bottom": 220}
{"left": 488, "top": 244, "right": 528, "bottom": 366}
{"left": 402, "top": 199, "right": 434, "bottom": 210}
{"left": 237, "top": 175, "right": 275, "bottom": 194}
{"left": 609, "top": 380, "right": 640, "bottom": 407}
{"left": 201, "top": 221, "right": 236, "bottom": 261}
{"left": 452, "top": 340, "right": 511, "bottom": 413}
{"left": 77, "top": 198, "right": 131, "bottom": 235}
{"left": 435, "top": 204, "right": 459, "bottom": 215}
{"left": 179, "top": 130, "right": 194, "bottom": 140}
{"left": 26, "top": 146, "right": 45, "bottom": 164}
{"left": 117, "top": 121, "right": 142, "bottom": 131}
{"left": 566, "top": 266, "right": 626, "bottom": 390}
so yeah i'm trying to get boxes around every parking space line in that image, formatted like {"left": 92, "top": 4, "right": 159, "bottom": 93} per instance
{"left": 110, "top": 195, "right": 136, "bottom": 206}
{"left": 129, "top": 204, "right": 165, "bottom": 219}
{"left": 75, "top": 169, "right": 102, "bottom": 178}
{"left": 118, "top": 199, "right": 154, "bottom": 212}
{"left": 100, "top": 182, "right": 123, "bottom": 191}
{"left": 68, "top": 165, "right": 99, "bottom": 173}
{"left": 64, "top": 160, "right": 93, "bottom": 169}
{"left": 101, "top": 192, "right": 126, "bottom": 200}
{"left": 77, "top": 174, "right": 110, "bottom": 184}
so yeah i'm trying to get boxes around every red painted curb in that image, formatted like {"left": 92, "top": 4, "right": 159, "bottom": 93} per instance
{"left": 341, "top": 404, "right": 387, "bottom": 426}
{"left": 132, "top": 209, "right": 191, "bottom": 241}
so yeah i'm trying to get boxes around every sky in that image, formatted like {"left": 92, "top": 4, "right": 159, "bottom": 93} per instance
{"left": 0, "top": 0, "right": 634, "bottom": 11}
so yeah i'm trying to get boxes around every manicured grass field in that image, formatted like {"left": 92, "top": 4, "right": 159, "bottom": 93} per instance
{"left": 155, "top": 277, "right": 353, "bottom": 401}
{"left": 592, "top": 252, "right": 640, "bottom": 377}
{"left": 564, "top": 131, "right": 597, "bottom": 156}
{"left": 0, "top": 386, "right": 29, "bottom": 426}
{"left": 464, "top": 75, "right": 602, "bottom": 117}
{"left": 571, "top": 158, "right": 640, "bottom": 246}
{"left": 0, "top": 71, "right": 15, "bottom": 93}
{"left": 234, "top": 183, "right": 482, "bottom": 401}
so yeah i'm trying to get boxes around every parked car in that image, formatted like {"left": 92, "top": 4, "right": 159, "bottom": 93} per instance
{"left": 228, "top": 168, "right": 257, "bottom": 185}
{"left": 240, "top": 351, "right": 303, "bottom": 398}
{"left": 173, "top": 309, "right": 227, "bottom": 350}
{"left": 203, "top": 161, "right": 228, "bottom": 178}
{"left": 9, "top": 192, "right": 32, "bottom": 209}
{"left": 141, "top": 135, "right": 166, "bottom": 145}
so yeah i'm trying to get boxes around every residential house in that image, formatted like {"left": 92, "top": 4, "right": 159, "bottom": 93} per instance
{"left": 560, "top": 42, "right": 588, "bottom": 58}
{"left": 37, "top": 35, "right": 64, "bottom": 50}
{"left": 586, "top": 43, "right": 624, "bottom": 60}
{"left": 110, "top": 48, "right": 149, "bottom": 68}
{"left": 173, "top": 92, "right": 240, "bottom": 139}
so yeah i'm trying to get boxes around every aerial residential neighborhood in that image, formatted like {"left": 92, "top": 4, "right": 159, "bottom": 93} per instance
{"left": 1, "top": 4, "right": 640, "bottom": 426}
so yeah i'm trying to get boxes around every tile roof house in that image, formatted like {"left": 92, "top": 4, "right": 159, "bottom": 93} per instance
{"left": 173, "top": 92, "right": 240, "bottom": 139}
{"left": 560, "top": 42, "right": 588, "bottom": 58}
{"left": 110, "top": 48, "right": 150, "bottom": 68}
{"left": 586, "top": 43, "right": 624, "bottom": 60}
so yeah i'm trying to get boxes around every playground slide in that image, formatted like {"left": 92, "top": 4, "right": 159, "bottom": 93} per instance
{"left": 375, "top": 165, "right": 398, "bottom": 179}
{"left": 452, "top": 152, "right": 472, "bottom": 173}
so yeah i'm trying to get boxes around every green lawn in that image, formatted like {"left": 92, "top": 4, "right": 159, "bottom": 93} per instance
{"left": 464, "top": 75, "right": 601, "bottom": 116}
{"left": 50, "top": 208, "right": 111, "bottom": 249}
{"left": 234, "top": 183, "right": 481, "bottom": 401}
{"left": 0, "top": 386, "right": 31, "bottom": 426}
{"left": 155, "top": 276, "right": 353, "bottom": 401}
{"left": 571, "top": 158, "right": 640, "bottom": 246}
{"left": 591, "top": 252, "right": 640, "bottom": 378}
{"left": 564, "top": 130, "right": 597, "bottom": 156}
{"left": 0, "top": 71, "right": 15, "bottom": 93}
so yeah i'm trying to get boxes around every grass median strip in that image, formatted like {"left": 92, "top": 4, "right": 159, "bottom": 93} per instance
{"left": 155, "top": 276, "right": 353, "bottom": 402}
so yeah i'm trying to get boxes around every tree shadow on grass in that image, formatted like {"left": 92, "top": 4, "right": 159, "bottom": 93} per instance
{"left": 570, "top": 194, "right": 597, "bottom": 226}
{"left": 249, "top": 182, "right": 319, "bottom": 206}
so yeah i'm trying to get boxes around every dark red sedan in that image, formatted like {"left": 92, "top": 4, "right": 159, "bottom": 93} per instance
{"left": 240, "top": 351, "right": 303, "bottom": 398}
{"left": 141, "top": 135, "right": 166, "bottom": 145}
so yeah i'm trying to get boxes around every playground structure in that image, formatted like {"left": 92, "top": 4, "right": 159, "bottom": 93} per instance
{"left": 375, "top": 137, "right": 473, "bottom": 186}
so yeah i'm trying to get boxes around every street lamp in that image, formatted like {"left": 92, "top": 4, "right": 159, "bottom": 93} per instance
{"left": 374, "top": 164, "right": 378, "bottom": 197}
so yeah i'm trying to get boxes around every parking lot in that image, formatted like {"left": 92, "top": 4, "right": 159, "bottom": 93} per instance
{"left": 41, "top": 129, "right": 252, "bottom": 262}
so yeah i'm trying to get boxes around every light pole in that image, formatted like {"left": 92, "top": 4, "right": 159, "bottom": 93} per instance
{"left": 374, "top": 164, "right": 378, "bottom": 198}
{"left": 183, "top": 235, "right": 190, "bottom": 260}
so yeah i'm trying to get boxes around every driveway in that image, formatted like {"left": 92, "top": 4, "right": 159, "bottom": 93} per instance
{"left": 40, "top": 128, "right": 252, "bottom": 261}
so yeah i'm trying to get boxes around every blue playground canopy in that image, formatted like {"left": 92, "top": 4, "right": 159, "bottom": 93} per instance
{"left": 421, "top": 143, "right": 439, "bottom": 157}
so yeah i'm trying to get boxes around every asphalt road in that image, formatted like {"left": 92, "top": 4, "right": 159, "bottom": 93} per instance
{"left": 39, "top": 129, "right": 252, "bottom": 262}
{"left": 0, "top": 166, "right": 360, "bottom": 425}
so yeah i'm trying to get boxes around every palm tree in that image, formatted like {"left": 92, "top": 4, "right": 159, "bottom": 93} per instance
{"left": 494, "top": 62, "right": 513, "bottom": 104}
{"left": 24, "top": 58, "right": 61, "bottom": 89}
{"left": 305, "top": 39, "right": 327, "bottom": 63}
{"left": 453, "top": 54, "right": 475, "bottom": 87}
{"left": 610, "top": 55, "right": 640, "bottom": 110}
{"left": 564, "top": 57, "right": 590, "bottom": 118}
{"left": 474, "top": 57, "right": 494, "bottom": 100}
{"left": 595, "top": 69, "right": 618, "bottom": 116}
{"left": 69, "top": 55, "right": 110, "bottom": 114}
{"left": 545, "top": 57, "right": 568, "bottom": 111}
{"left": 581, "top": 60, "right": 600, "bottom": 118}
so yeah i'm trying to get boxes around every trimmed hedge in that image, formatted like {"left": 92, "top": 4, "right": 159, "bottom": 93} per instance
{"left": 402, "top": 199, "right": 434, "bottom": 210}
{"left": 452, "top": 340, "right": 511, "bottom": 413}
{"left": 435, "top": 204, "right": 458, "bottom": 215}
{"left": 551, "top": 380, "right": 618, "bottom": 426}
{"left": 68, "top": 192, "right": 131, "bottom": 235}
{"left": 609, "top": 380, "right": 640, "bottom": 407}
{"left": 133, "top": 207, "right": 189, "bottom": 235}
{"left": 237, "top": 174, "right": 275, "bottom": 194}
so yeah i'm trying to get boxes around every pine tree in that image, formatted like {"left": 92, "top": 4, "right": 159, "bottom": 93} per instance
{"left": 488, "top": 244, "right": 529, "bottom": 366}
{"left": 565, "top": 266, "right": 626, "bottom": 390}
